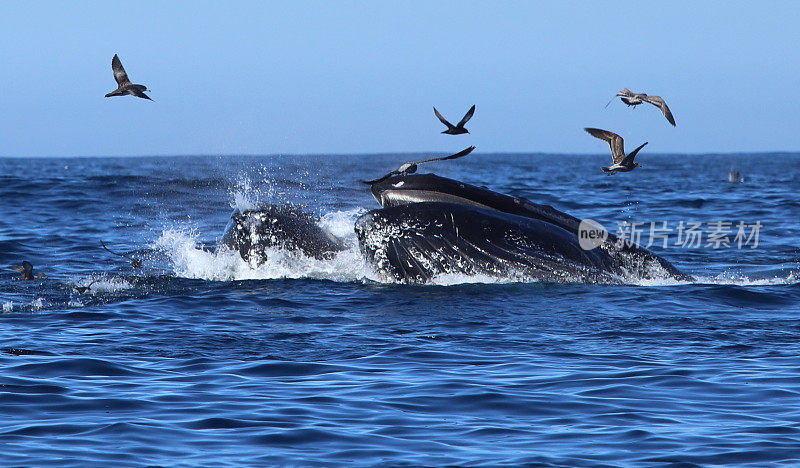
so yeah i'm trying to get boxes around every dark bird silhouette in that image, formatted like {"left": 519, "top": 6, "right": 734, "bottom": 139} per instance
{"left": 101, "top": 240, "right": 143, "bottom": 268}
{"left": 105, "top": 54, "right": 152, "bottom": 101}
{"left": 584, "top": 128, "right": 647, "bottom": 175}
{"left": 68, "top": 279, "right": 98, "bottom": 294}
{"left": 433, "top": 105, "right": 475, "bottom": 134}
{"left": 361, "top": 146, "right": 476, "bottom": 184}
{"left": 606, "top": 88, "right": 675, "bottom": 126}
{"left": 9, "top": 261, "right": 46, "bottom": 280}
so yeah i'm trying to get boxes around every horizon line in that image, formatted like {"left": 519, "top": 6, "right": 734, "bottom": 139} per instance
{"left": 1, "top": 150, "right": 799, "bottom": 159}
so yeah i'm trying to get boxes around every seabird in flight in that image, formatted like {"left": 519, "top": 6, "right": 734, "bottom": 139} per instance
{"left": 433, "top": 105, "right": 475, "bottom": 134}
{"left": 105, "top": 54, "right": 152, "bottom": 101}
{"left": 101, "top": 240, "right": 143, "bottom": 268}
{"left": 606, "top": 88, "right": 675, "bottom": 126}
{"left": 361, "top": 146, "right": 476, "bottom": 184}
{"left": 584, "top": 128, "right": 647, "bottom": 174}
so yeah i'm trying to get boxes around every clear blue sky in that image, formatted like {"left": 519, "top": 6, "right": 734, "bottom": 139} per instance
{"left": 1, "top": 1, "right": 798, "bottom": 156}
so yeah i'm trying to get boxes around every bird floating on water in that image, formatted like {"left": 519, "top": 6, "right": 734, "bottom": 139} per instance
{"left": 606, "top": 88, "right": 675, "bottom": 126}
{"left": 361, "top": 146, "right": 476, "bottom": 184}
{"left": 105, "top": 54, "right": 152, "bottom": 101}
{"left": 433, "top": 105, "right": 475, "bottom": 135}
{"left": 584, "top": 128, "right": 647, "bottom": 175}
{"left": 9, "top": 261, "right": 46, "bottom": 281}
{"left": 101, "top": 240, "right": 143, "bottom": 268}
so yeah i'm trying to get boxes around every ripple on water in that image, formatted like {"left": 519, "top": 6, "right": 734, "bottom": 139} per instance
{"left": 1, "top": 154, "right": 799, "bottom": 466}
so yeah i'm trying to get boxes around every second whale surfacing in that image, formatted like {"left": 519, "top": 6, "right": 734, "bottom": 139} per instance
{"left": 219, "top": 174, "right": 689, "bottom": 284}
{"left": 221, "top": 205, "right": 345, "bottom": 267}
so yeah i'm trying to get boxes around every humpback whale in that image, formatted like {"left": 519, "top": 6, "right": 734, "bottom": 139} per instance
{"left": 355, "top": 201, "right": 620, "bottom": 283}
{"left": 221, "top": 204, "right": 345, "bottom": 266}
{"left": 217, "top": 175, "right": 688, "bottom": 283}
{"left": 360, "top": 173, "right": 689, "bottom": 283}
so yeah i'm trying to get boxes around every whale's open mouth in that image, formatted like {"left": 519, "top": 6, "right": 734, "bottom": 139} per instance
{"left": 217, "top": 173, "right": 689, "bottom": 284}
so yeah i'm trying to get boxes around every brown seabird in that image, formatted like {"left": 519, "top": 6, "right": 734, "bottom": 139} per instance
{"left": 607, "top": 88, "right": 675, "bottom": 126}
{"left": 584, "top": 128, "right": 647, "bottom": 174}
{"left": 105, "top": 54, "right": 152, "bottom": 101}
{"left": 9, "top": 261, "right": 46, "bottom": 280}
{"left": 361, "top": 146, "right": 476, "bottom": 184}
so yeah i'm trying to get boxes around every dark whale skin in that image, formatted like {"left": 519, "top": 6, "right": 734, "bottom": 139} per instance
{"left": 368, "top": 173, "right": 690, "bottom": 282}
{"left": 355, "top": 202, "right": 620, "bottom": 284}
{"left": 221, "top": 205, "right": 345, "bottom": 265}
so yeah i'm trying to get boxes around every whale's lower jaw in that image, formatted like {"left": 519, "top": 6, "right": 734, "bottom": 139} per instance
{"left": 355, "top": 202, "right": 620, "bottom": 284}
{"left": 379, "top": 189, "right": 493, "bottom": 211}
{"left": 367, "top": 173, "right": 690, "bottom": 282}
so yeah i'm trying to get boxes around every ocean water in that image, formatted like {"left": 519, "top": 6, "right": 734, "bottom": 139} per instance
{"left": 1, "top": 153, "right": 799, "bottom": 467}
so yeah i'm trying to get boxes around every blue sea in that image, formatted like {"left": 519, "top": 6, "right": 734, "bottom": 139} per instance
{"left": 1, "top": 153, "right": 799, "bottom": 467}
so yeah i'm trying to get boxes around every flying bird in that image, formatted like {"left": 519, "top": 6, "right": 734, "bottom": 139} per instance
{"left": 433, "top": 105, "right": 475, "bottom": 135}
{"left": 584, "top": 128, "right": 648, "bottom": 174}
{"left": 101, "top": 240, "right": 143, "bottom": 268}
{"left": 9, "top": 261, "right": 46, "bottom": 281}
{"left": 105, "top": 54, "right": 152, "bottom": 101}
{"left": 361, "top": 146, "right": 476, "bottom": 184}
{"left": 606, "top": 88, "right": 675, "bottom": 126}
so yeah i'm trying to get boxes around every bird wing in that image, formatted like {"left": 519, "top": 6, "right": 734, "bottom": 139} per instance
{"left": 130, "top": 88, "right": 153, "bottom": 101}
{"left": 360, "top": 170, "right": 400, "bottom": 185}
{"left": 433, "top": 107, "right": 455, "bottom": 129}
{"left": 414, "top": 146, "right": 476, "bottom": 165}
{"left": 360, "top": 146, "right": 475, "bottom": 185}
{"left": 584, "top": 128, "right": 625, "bottom": 164}
{"left": 621, "top": 142, "right": 648, "bottom": 165}
{"left": 643, "top": 95, "right": 675, "bottom": 126}
{"left": 456, "top": 105, "right": 476, "bottom": 128}
{"left": 112, "top": 54, "right": 131, "bottom": 86}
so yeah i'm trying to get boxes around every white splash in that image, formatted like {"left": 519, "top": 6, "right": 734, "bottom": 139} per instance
{"left": 2, "top": 301, "right": 13, "bottom": 313}
{"left": 68, "top": 276, "right": 133, "bottom": 295}
{"left": 632, "top": 270, "right": 799, "bottom": 287}
{"left": 154, "top": 210, "right": 379, "bottom": 283}
{"left": 428, "top": 272, "right": 517, "bottom": 286}
{"left": 230, "top": 176, "right": 260, "bottom": 213}
{"left": 88, "top": 277, "right": 133, "bottom": 294}
{"left": 229, "top": 171, "right": 295, "bottom": 213}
